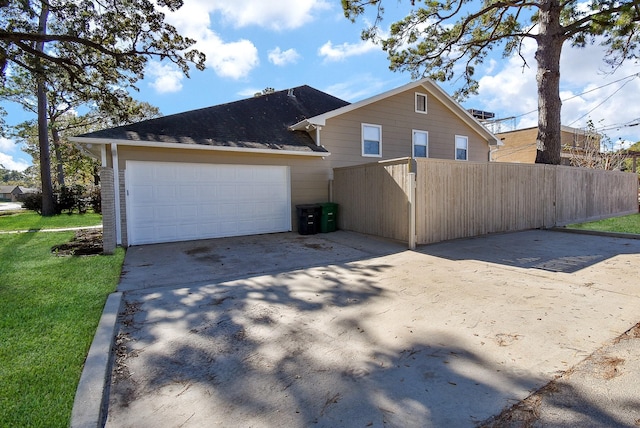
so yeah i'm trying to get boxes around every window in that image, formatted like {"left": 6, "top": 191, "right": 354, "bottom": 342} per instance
{"left": 412, "top": 130, "right": 428, "bottom": 158}
{"left": 455, "top": 135, "right": 468, "bottom": 161}
{"left": 415, "top": 92, "right": 428, "bottom": 114}
{"left": 362, "top": 124, "right": 382, "bottom": 157}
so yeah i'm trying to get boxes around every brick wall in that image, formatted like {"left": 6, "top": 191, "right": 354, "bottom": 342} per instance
{"left": 99, "top": 167, "right": 116, "bottom": 254}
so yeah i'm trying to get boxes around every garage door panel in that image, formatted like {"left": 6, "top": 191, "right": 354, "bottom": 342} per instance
{"left": 156, "top": 205, "right": 178, "bottom": 221}
{"left": 198, "top": 186, "right": 217, "bottom": 199}
{"left": 179, "top": 205, "right": 199, "bottom": 218}
{"left": 178, "top": 186, "right": 198, "bottom": 202}
{"left": 177, "top": 224, "right": 199, "bottom": 237}
{"left": 198, "top": 222, "right": 219, "bottom": 235}
{"left": 198, "top": 204, "right": 219, "bottom": 216}
{"left": 126, "top": 161, "right": 291, "bottom": 245}
{"left": 156, "top": 186, "right": 176, "bottom": 200}
{"left": 132, "top": 185, "right": 155, "bottom": 203}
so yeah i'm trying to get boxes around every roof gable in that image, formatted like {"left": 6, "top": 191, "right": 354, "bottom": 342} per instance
{"left": 0, "top": 185, "right": 19, "bottom": 193}
{"left": 290, "top": 78, "right": 498, "bottom": 145}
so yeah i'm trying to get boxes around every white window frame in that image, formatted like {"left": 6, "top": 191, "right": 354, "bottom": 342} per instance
{"left": 455, "top": 135, "right": 469, "bottom": 161}
{"left": 412, "top": 129, "right": 429, "bottom": 158}
{"left": 415, "top": 92, "right": 428, "bottom": 114}
{"left": 362, "top": 123, "right": 382, "bottom": 157}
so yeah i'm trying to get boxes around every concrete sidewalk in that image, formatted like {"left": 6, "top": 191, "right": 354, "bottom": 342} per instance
{"left": 94, "top": 230, "right": 640, "bottom": 427}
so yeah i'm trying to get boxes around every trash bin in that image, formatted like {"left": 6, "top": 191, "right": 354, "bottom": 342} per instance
{"left": 320, "top": 202, "right": 338, "bottom": 233}
{"left": 296, "top": 204, "right": 321, "bottom": 235}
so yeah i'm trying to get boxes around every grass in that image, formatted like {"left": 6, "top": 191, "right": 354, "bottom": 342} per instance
{"left": 0, "top": 211, "right": 102, "bottom": 231}
{"left": 567, "top": 213, "right": 640, "bottom": 234}
{"left": 0, "top": 213, "right": 124, "bottom": 427}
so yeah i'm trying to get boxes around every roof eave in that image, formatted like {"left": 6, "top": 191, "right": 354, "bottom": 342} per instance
{"left": 70, "top": 137, "right": 331, "bottom": 158}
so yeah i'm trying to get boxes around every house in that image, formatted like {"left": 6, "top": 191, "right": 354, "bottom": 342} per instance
{"left": 0, "top": 186, "right": 19, "bottom": 202}
{"left": 492, "top": 125, "right": 600, "bottom": 164}
{"left": 71, "top": 78, "right": 499, "bottom": 248}
{"left": 0, "top": 185, "right": 36, "bottom": 202}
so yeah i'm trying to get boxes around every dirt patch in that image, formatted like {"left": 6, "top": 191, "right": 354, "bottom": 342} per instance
{"left": 110, "top": 301, "right": 144, "bottom": 411}
{"left": 481, "top": 381, "right": 558, "bottom": 427}
{"left": 596, "top": 356, "right": 625, "bottom": 380}
{"left": 184, "top": 246, "right": 211, "bottom": 255}
{"left": 626, "top": 322, "right": 640, "bottom": 339}
{"left": 494, "top": 333, "right": 522, "bottom": 347}
{"left": 51, "top": 229, "right": 103, "bottom": 256}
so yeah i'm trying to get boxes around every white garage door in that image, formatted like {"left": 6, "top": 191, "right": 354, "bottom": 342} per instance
{"left": 125, "top": 161, "right": 291, "bottom": 245}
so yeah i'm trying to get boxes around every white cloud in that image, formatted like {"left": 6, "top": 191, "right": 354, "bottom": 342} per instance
{"left": 163, "top": 1, "right": 260, "bottom": 79}
{"left": 473, "top": 36, "right": 640, "bottom": 143}
{"left": 146, "top": 62, "right": 184, "bottom": 94}
{"left": 0, "top": 137, "right": 30, "bottom": 172}
{"left": 268, "top": 47, "right": 301, "bottom": 66}
{"left": 318, "top": 40, "right": 378, "bottom": 62}
{"left": 0, "top": 137, "right": 16, "bottom": 152}
{"left": 207, "top": 0, "right": 331, "bottom": 31}
{"left": 611, "top": 139, "right": 635, "bottom": 151}
{"left": 324, "top": 75, "right": 390, "bottom": 101}
{"left": 201, "top": 35, "right": 259, "bottom": 79}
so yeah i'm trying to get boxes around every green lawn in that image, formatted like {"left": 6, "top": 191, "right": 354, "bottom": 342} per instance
{"left": 567, "top": 213, "right": 640, "bottom": 234}
{"left": 0, "top": 214, "right": 124, "bottom": 427}
{"left": 0, "top": 211, "right": 102, "bottom": 231}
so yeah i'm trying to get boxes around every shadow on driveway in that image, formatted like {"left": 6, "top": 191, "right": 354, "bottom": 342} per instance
{"left": 106, "top": 229, "right": 640, "bottom": 427}
{"left": 418, "top": 229, "right": 640, "bottom": 273}
{"left": 109, "top": 259, "right": 543, "bottom": 427}
{"left": 117, "top": 231, "right": 406, "bottom": 292}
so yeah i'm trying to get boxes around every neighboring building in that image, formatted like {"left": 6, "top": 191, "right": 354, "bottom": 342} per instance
{"left": 0, "top": 185, "right": 37, "bottom": 202}
{"left": 493, "top": 125, "right": 600, "bottom": 164}
{"left": 71, "top": 78, "right": 499, "bottom": 247}
{"left": 0, "top": 186, "right": 19, "bottom": 202}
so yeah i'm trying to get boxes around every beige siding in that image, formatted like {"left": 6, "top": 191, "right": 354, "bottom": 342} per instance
{"left": 494, "top": 128, "right": 538, "bottom": 163}
{"left": 111, "top": 146, "right": 332, "bottom": 237}
{"left": 494, "top": 127, "right": 598, "bottom": 163}
{"left": 321, "top": 89, "right": 490, "bottom": 169}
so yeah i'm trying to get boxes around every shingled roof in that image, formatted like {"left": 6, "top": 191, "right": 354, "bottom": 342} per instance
{"left": 78, "top": 85, "right": 350, "bottom": 154}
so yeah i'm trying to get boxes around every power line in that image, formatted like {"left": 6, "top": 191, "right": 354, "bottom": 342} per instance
{"left": 567, "top": 77, "right": 636, "bottom": 127}
{"left": 510, "top": 72, "right": 640, "bottom": 120}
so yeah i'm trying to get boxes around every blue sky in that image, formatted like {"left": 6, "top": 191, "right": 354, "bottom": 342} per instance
{"left": 2, "top": 0, "right": 640, "bottom": 171}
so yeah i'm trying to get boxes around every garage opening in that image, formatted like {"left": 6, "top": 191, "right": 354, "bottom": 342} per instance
{"left": 125, "top": 161, "right": 291, "bottom": 245}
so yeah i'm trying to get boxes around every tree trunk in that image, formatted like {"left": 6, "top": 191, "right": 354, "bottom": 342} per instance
{"left": 534, "top": 0, "right": 564, "bottom": 165}
{"left": 51, "top": 126, "right": 65, "bottom": 187}
{"left": 36, "top": 1, "right": 54, "bottom": 215}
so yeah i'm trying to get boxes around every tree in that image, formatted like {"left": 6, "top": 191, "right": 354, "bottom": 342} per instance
{"left": 565, "top": 121, "right": 628, "bottom": 170}
{"left": 342, "top": 0, "right": 640, "bottom": 165}
{"left": 622, "top": 141, "right": 640, "bottom": 174}
{"left": 254, "top": 87, "right": 276, "bottom": 96}
{"left": 11, "top": 97, "right": 161, "bottom": 189}
{"left": 1, "top": 0, "right": 205, "bottom": 214}
{"left": 0, "top": 166, "right": 27, "bottom": 184}
{"left": 2, "top": 66, "right": 161, "bottom": 188}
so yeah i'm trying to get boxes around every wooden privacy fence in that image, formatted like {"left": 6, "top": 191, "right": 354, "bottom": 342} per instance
{"left": 332, "top": 158, "right": 639, "bottom": 247}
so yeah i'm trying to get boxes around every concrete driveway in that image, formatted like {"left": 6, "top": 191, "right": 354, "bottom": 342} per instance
{"left": 106, "top": 230, "right": 640, "bottom": 427}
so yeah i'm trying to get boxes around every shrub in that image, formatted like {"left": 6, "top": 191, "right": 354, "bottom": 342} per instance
{"left": 20, "top": 192, "right": 43, "bottom": 214}
{"left": 89, "top": 188, "right": 101, "bottom": 214}
{"left": 20, "top": 186, "right": 91, "bottom": 215}
{"left": 56, "top": 185, "right": 87, "bottom": 214}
